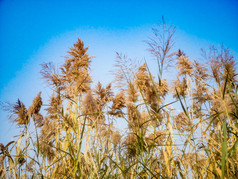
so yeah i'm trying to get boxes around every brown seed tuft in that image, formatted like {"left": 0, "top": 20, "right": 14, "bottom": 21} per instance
{"left": 28, "top": 92, "right": 42, "bottom": 116}
{"left": 12, "top": 99, "right": 29, "bottom": 126}
{"left": 109, "top": 91, "right": 126, "bottom": 117}
{"left": 112, "top": 131, "right": 121, "bottom": 145}
{"left": 176, "top": 55, "right": 193, "bottom": 76}
{"left": 126, "top": 102, "right": 142, "bottom": 129}
{"left": 135, "top": 63, "right": 150, "bottom": 91}
{"left": 146, "top": 130, "right": 167, "bottom": 146}
{"left": 173, "top": 112, "right": 192, "bottom": 133}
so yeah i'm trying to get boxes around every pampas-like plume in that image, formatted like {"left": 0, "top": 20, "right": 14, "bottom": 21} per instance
{"left": 112, "top": 131, "right": 121, "bottom": 146}
{"left": 157, "top": 79, "right": 169, "bottom": 98}
{"left": 12, "top": 99, "right": 29, "bottom": 126}
{"left": 176, "top": 54, "right": 193, "bottom": 76}
{"left": 41, "top": 39, "right": 94, "bottom": 98}
{"left": 212, "top": 90, "right": 238, "bottom": 120}
{"left": 173, "top": 112, "right": 191, "bottom": 133}
{"left": 146, "top": 130, "right": 167, "bottom": 146}
{"left": 192, "top": 60, "right": 209, "bottom": 83}
{"left": 135, "top": 63, "right": 150, "bottom": 92}
{"left": 109, "top": 91, "right": 126, "bottom": 117}
{"left": 127, "top": 82, "right": 139, "bottom": 103}
{"left": 29, "top": 93, "right": 43, "bottom": 114}
{"left": 146, "top": 19, "right": 176, "bottom": 72}
{"left": 123, "top": 133, "right": 137, "bottom": 157}
{"left": 83, "top": 91, "right": 98, "bottom": 117}
{"left": 46, "top": 94, "right": 62, "bottom": 120}
{"left": 126, "top": 102, "right": 142, "bottom": 129}
{"left": 40, "top": 62, "right": 63, "bottom": 88}
{"left": 94, "top": 82, "right": 113, "bottom": 107}
{"left": 172, "top": 78, "right": 188, "bottom": 98}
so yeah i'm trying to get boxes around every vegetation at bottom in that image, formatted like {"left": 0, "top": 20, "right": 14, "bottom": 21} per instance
{"left": 1, "top": 22, "right": 238, "bottom": 179}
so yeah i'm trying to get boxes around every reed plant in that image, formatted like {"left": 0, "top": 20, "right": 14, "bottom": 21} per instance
{"left": 1, "top": 22, "right": 238, "bottom": 179}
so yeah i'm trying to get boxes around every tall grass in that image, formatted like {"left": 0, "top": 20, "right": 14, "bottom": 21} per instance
{"left": 1, "top": 23, "right": 238, "bottom": 178}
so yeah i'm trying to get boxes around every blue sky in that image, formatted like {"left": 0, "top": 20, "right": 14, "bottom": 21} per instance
{"left": 0, "top": 0, "right": 238, "bottom": 144}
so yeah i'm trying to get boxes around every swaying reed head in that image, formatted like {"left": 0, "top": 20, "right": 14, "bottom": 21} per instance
{"left": 28, "top": 92, "right": 44, "bottom": 127}
{"left": 28, "top": 92, "right": 42, "bottom": 116}
{"left": 173, "top": 112, "right": 192, "bottom": 133}
{"left": 126, "top": 82, "right": 139, "bottom": 103}
{"left": 172, "top": 77, "right": 188, "bottom": 98}
{"left": 212, "top": 90, "right": 238, "bottom": 121}
{"left": 146, "top": 18, "right": 176, "bottom": 72}
{"left": 46, "top": 93, "right": 62, "bottom": 120}
{"left": 126, "top": 102, "right": 142, "bottom": 129}
{"left": 109, "top": 91, "right": 126, "bottom": 117}
{"left": 123, "top": 132, "right": 137, "bottom": 157}
{"left": 135, "top": 63, "right": 150, "bottom": 92}
{"left": 176, "top": 54, "right": 193, "bottom": 76}
{"left": 83, "top": 91, "right": 98, "bottom": 117}
{"left": 146, "top": 130, "right": 167, "bottom": 146}
{"left": 94, "top": 82, "right": 113, "bottom": 106}
{"left": 9, "top": 99, "right": 29, "bottom": 126}
{"left": 112, "top": 131, "right": 121, "bottom": 146}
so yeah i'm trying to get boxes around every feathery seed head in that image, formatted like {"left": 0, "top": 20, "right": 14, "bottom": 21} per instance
{"left": 127, "top": 82, "right": 139, "bottom": 103}
{"left": 146, "top": 130, "right": 167, "bottom": 146}
{"left": 176, "top": 55, "right": 193, "bottom": 76}
{"left": 135, "top": 63, "right": 150, "bottom": 91}
{"left": 173, "top": 112, "right": 192, "bottom": 133}
{"left": 172, "top": 78, "right": 188, "bottom": 98}
{"left": 28, "top": 92, "right": 42, "bottom": 116}
{"left": 11, "top": 99, "right": 29, "bottom": 126}
{"left": 126, "top": 102, "right": 142, "bottom": 129}
{"left": 109, "top": 91, "right": 126, "bottom": 117}
{"left": 112, "top": 131, "right": 121, "bottom": 145}
{"left": 83, "top": 91, "right": 98, "bottom": 116}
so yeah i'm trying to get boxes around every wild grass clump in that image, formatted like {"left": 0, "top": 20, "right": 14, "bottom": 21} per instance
{"left": 1, "top": 22, "right": 238, "bottom": 179}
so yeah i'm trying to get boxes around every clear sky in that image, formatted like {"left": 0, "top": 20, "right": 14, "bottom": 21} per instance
{"left": 0, "top": 0, "right": 238, "bottom": 144}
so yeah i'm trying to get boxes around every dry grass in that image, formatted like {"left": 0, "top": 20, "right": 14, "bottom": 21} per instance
{"left": 1, "top": 24, "right": 238, "bottom": 179}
